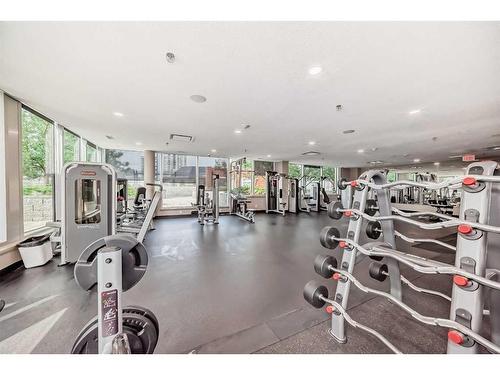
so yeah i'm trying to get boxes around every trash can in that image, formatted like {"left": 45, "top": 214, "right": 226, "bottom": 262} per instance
{"left": 17, "top": 233, "right": 53, "bottom": 268}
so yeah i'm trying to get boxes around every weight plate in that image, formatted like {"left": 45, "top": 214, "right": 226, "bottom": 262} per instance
{"left": 369, "top": 262, "right": 388, "bottom": 282}
{"left": 327, "top": 202, "right": 343, "bottom": 220}
{"left": 314, "top": 254, "right": 337, "bottom": 279}
{"left": 71, "top": 312, "right": 158, "bottom": 354}
{"left": 366, "top": 221, "right": 382, "bottom": 240}
{"left": 337, "top": 178, "right": 348, "bottom": 191}
{"left": 303, "top": 280, "right": 328, "bottom": 309}
{"left": 319, "top": 226, "right": 340, "bottom": 249}
{"left": 123, "top": 312, "right": 158, "bottom": 354}
{"left": 71, "top": 320, "right": 99, "bottom": 354}
{"left": 74, "top": 234, "right": 148, "bottom": 292}
{"left": 122, "top": 306, "right": 159, "bottom": 334}
{"left": 365, "top": 199, "right": 378, "bottom": 216}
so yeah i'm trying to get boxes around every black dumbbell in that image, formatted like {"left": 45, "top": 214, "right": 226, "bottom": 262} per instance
{"left": 364, "top": 199, "right": 378, "bottom": 216}
{"left": 366, "top": 221, "right": 382, "bottom": 240}
{"left": 337, "top": 178, "right": 348, "bottom": 191}
{"left": 303, "top": 280, "right": 328, "bottom": 308}
{"left": 369, "top": 262, "right": 389, "bottom": 282}
{"left": 327, "top": 202, "right": 344, "bottom": 220}
{"left": 314, "top": 254, "right": 338, "bottom": 279}
{"left": 319, "top": 226, "right": 340, "bottom": 249}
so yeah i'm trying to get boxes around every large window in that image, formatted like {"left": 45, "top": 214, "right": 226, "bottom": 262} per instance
{"left": 63, "top": 129, "right": 80, "bottom": 163}
{"left": 21, "top": 108, "right": 55, "bottom": 232}
{"left": 106, "top": 149, "right": 144, "bottom": 207}
{"left": 253, "top": 160, "right": 273, "bottom": 195}
{"left": 86, "top": 141, "right": 97, "bottom": 162}
{"left": 321, "top": 166, "right": 337, "bottom": 194}
{"left": 156, "top": 153, "right": 197, "bottom": 208}
{"left": 199, "top": 157, "right": 229, "bottom": 207}
{"left": 288, "top": 163, "right": 302, "bottom": 179}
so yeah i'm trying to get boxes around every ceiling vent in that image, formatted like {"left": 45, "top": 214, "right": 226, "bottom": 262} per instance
{"left": 301, "top": 151, "right": 321, "bottom": 156}
{"left": 170, "top": 134, "right": 195, "bottom": 143}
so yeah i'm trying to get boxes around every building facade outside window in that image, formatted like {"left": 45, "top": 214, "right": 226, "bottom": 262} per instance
{"left": 105, "top": 149, "right": 145, "bottom": 207}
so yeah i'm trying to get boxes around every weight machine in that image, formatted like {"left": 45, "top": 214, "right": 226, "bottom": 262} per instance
{"left": 304, "top": 161, "right": 500, "bottom": 354}
{"left": 265, "top": 171, "right": 287, "bottom": 215}
{"left": 299, "top": 176, "right": 319, "bottom": 212}
{"left": 72, "top": 234, "right": 158, "bottom": 354}
{"left": 230, "top": 192, "right": 255, "bottom": 223}
{"left": 193, "top": 174, "right": 220, "bottom": 225}
{"left": 288, "top": 178, "right": 299, "bottom": 214}
{"left": 58, "top": 163, "right": 161, "bottom": 264}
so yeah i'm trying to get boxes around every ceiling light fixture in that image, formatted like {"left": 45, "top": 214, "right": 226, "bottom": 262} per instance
{"left": 135, "top": 142, "right": 143, "bottom": 146}
{"left": 308, "top": 141, "right": 316, "bottom": 146}
{"left": 267, "top": 154, "right": 271, "bottom": 158}
{"left": 434, "top": 162, "right": 440, "bottom": 166}
{"left": 308, "top": 66, "right": 322, "bottom": 75}
{"left": 113, "top": 112, "right": 124, "bottom": 117}
{"left": 166, "top": 52, "right": 175, "bottom": 63}
{"left": 357, "top": 149, "right": 364, "bottom": 153}
{"left": 211, "top": 149, "right": 217, "bottom": 153}
{"left": 342, "top": 129, "right": 355, "bottom": 134}
{"left": 190, "top": 95, "right": 207, "bottom": 103}
{"left": 413, "top": 158, "right": 421, "bottom": 163}
{"left": 234, "top": 130, "right": 242, "bottom": 134}
{"left": 409, "top": 109, "right": 421, "bottom": 115}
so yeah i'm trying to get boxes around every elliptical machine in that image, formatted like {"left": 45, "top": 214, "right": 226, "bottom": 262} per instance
{"left": 193, "top": 174, "right": 220, "bottom": 225}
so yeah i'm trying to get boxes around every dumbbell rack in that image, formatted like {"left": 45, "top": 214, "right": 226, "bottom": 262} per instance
{"left": 305, "top": 161, "right": 500, "bottom": 354}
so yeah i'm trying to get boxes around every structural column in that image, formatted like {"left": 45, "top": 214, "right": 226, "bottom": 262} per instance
{"left": 144, "top": 150, "right": 156, "bottom": 200}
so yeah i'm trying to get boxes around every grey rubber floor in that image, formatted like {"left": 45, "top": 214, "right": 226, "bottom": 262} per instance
{"left": 0, "top": 212, "right": 459, "bottom": 354}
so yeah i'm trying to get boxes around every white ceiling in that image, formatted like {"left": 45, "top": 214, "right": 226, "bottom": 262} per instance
{"left": 1, "top": 22, "right": 500, "bottom": 167}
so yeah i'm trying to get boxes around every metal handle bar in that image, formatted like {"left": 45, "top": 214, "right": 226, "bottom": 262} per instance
{"left": 394, "top": 231, "right": 456, "bottom": 252}
{"left": 318, "top": 295, "right": 402, "bottom": 354}
{"left": 344, "top": 175, "right": 500, "bottom": 191}
{"left": 328, "top": 267, "right": 500, "bottom": 353}
{"left": 337, "top": 238, "right": 500, "bottom": 291}
{"left": 344, "top": 208, "right": 500, "bottom": 234}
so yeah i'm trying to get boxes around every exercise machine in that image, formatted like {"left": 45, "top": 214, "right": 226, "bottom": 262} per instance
{"left": 230, "top": 192, "right": 255, "bottom": 223}
{"left": 288, "top": 178, "right": 299, "bottom": 214}
{"left": 61, "top": 162, "right": 116, "bottom": 265}
{"left": 265, "top": 171, "right": 287, "bottom": 215}
{"left": 193, "top": 174, "right": 220, "bottom": 225}
{"left": 117, "top": 183, "right": 162, "bottom": 242}
{"left": 72, "top": 234, "right": 158, "bottom": 354}
{"left": 299, "top": 177, "right": 319, "bottom": 212}
{"left": 319, "top": 177, "right": 331, "bottom": 211}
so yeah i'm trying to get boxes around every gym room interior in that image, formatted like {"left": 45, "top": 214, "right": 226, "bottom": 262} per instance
{"left": 1, "top": 4, "right": 500, "bottom": 369}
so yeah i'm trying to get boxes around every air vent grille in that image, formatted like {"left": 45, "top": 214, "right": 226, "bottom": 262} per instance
{"left": 170, "top": 134, "right": 194, "bottom": 143}
{"left": 301, "top": 151, "right": 321, "bottom": 156}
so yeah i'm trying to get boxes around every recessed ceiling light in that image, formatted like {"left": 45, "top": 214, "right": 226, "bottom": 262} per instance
{"left": 413, "top": 158, "right": 421, "bottom": 163}
{"left": 493, "top": 146, "right": 500, "bottom": 150}
{"left": 433, "top": 162, "right": 440, "bottom": 166}
{"left": 343, "top": 129, "right": 355, "bottom": 134}
{"left": 211, "top": 149, "right": 217, "bottom": 153}
{"left": 409, "top": 109, "right": 421, "bottom": 115}
{"left": 308, "top": 66, "right": 322, "bottom": 75}
{"left": 234, "top": 130, "right": 242, "bottom": 134}
{"left": 113, "top": 112, "right": 124, "bottom": 117}
{"left": 135, "top": 142, "right": 143, "bottom": 146}
{"left": 190, "top": 95, "right": 207, "bottom": 103}
{"left": 308, "top": 141, "right": 316, "bottom": 146}
{"left": 371, "top": 147, "right": 378, "bottom": 152}
{"left": 267, "top": 154, "right": 271, "bottom": 158}
{"left": 357, "top": 149, "right": 364, "bottom": 153}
